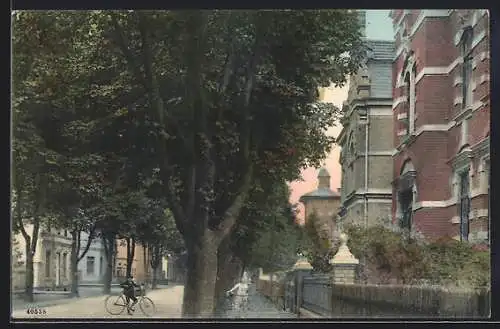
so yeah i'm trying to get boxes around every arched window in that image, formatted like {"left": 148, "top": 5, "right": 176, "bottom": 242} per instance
{"left": 401, "top": 54, "right": 416, "bottom": 135}
{"left": 461, "top": 26, "right": 473, "bottom": 108}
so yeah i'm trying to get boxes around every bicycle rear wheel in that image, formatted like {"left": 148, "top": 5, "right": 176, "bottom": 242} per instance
{"left": 138, "top": 297, "right": 156, "bottom": 317}
{"left": 105, "top": 294, "right": 127, "bottom": 315}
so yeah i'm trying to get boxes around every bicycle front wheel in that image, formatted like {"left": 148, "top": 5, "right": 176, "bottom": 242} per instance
{"left": 105, "top": 294, "right": 127, "bottom": 315}
{"left": 138, "top": 297, "right": 156, "bottom": 317}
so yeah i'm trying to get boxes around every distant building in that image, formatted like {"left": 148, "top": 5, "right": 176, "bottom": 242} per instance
{"left": 13, "top": 224, "right": 72, "bottom": 290}
{"left": 390, "top": 10, "right": 490, "bottom": 242}
{"left": 114, "top": 239, "right": 155, "bottom": 283}
{"left": 338, "top": 39, "right": 395, "bottom": 227}
{"left": 77, "top": 231, "right": 107, "bottom": 284}
{"left": 299, "top": 168, "right": 341, "bottom": 237}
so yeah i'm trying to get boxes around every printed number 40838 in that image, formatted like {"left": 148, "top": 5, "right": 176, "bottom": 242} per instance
{"left": 26, "top": 308, "right": 47, "bottom": 315}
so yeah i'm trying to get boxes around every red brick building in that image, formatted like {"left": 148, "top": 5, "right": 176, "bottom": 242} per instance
{"left": 390, "top": 10, "right": 490, "bottom": 242}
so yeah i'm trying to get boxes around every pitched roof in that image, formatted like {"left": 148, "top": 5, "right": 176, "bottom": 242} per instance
{"left": 365, "top": 40, "right": 395, "bottom": 61}
{"left": 299, "top": 187, "right": 340, "bottom": 202}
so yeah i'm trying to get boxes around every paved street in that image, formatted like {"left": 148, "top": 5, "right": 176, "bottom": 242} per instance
{"left": 12, "top": 284, "right": 295, "bottom": 319}
{"left": 12, "top": 285, "right": 183, "bottom": 319}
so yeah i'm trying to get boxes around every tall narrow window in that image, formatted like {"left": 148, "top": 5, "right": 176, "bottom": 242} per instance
{"left": 404, "top": 73, "right": 411, "bottom": 134}
{"left": 62, "top": 253, "right": 67, "bottom": 279}
{"left": 459, "top": 170, "right": 470, "bottom": 241}
{"left": 399, "top": 190, "right": 413, "bottom": 230}
{"left": 45, "top": 250, "right": 51, "bottom": 277}
{"left": 461, "top": 27, "right": 473, "bottom": 108}
{"left": 87, "top": 256, "right": 95, "bottom": 275}
{"left": 99, "top": 256, "right": 103, "bottom": 276}
{"left": 402, "top": 62, "right": 416, "bottom": 134}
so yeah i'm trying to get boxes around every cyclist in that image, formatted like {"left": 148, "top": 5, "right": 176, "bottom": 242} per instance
{"left": 119, "top": 275, "right": 140, "bottom": 315}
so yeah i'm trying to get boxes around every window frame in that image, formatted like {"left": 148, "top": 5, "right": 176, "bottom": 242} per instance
{"left": 86, "top": 256, "right": 95, "bottom": 276}
{"left": 402, "top": 59, "right": 416, "bottom": 134}
{"left": 461, "top": 27, "right": 474, "bottom": 108}
{"left": 458, "top": 169, "right": 471, "bottom": 241}
{"left": 45, "top": 250, "right": 51, "bottom": 278}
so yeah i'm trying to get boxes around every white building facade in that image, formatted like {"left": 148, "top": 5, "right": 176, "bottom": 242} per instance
{"left": 77, "top": 231, "right": 108, "bottom": 284}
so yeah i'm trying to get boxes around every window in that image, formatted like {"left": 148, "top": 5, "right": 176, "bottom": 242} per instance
{"left": 459, "top": 170, "right": 470, "bottom": 241}
{"left": 461, "top": 27, "right": 473, "bottom": 108}
{"left": 45, "top": 250, "right": 51, "bottom": 277}
{"left": 62, "top": 253, "right": 67, "bottom": 279}
{"left": 99, "top": 256, "right": 103, "bottom": 276}
{"left": 64, "top": 230, "right": 68, "bottom": 237}
{"left": 399, "top": 189, "right": 413, "bottom": 230}
{"left": 86, "top": 256, "right": 95, "bottom": 276}
{"left": 401, "top": 55, "right": 416, "bottom": 135}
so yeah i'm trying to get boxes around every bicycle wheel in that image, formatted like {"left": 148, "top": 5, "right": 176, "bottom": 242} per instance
{"left": 138, "top": 297, "right": 156, "bottom": 317}
{"left": 105, "top": 294, "right": 127, "bottom": 315}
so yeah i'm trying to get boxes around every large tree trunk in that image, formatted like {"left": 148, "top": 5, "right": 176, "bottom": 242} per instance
{"left": 182, "top": 232, "right": 219, "bottom": 318}
{"left": 150, "top": 245, "right": 160, "bottom": 290}
{"left": 102, "top": 233, "right": 115, "bottom": 294}
{"left": 24, "top": 244, "right": 35, "bottom": 302}
{"left": 213, "top": 239, "right": 242, "bottom": 314}
{"left": 143, "top": 243, "right": 148, "bottom": 284}
{"left": 70, "top": 230, "right": 80, "bottom": 297}
{"left": 126, "top": 237, "right": 136, "bottom": 278}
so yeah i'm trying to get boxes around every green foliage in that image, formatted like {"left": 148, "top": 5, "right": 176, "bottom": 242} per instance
{"left": 228, "top": 181, "right": 300, "bottom": 272}
{"left": 12, "top": 10, "right": 365, "bottom": 313}
{"left": 344, "top": 223, "right": 491, "bottom": 288}
{"left": 301, "top": 212, "right": 335, "bottom": 273}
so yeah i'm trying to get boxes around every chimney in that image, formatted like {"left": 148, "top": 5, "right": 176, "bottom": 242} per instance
{"left": 318, "top": 167, "right": 331, "bottom": 189}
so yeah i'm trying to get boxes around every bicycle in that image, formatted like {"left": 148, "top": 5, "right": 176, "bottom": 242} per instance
{"left": 105, "top": 283, "right": 156, "bottom": 317}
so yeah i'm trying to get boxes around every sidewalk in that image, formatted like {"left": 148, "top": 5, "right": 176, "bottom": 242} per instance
{"left": 12, "top": 284, "right": 295, "bottom": 319}
{"left": 223, "top": 293, "right": 297, "bottom": 319}
{"left": 12, "top": 286, "right": 184, "bottom": 319}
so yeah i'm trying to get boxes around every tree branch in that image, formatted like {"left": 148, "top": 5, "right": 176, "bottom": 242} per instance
{"left": 77, "top": 224, "right": 96, "bottom": 262}
{"left": 215, "top": 164, "right": 254, "bottom": 241}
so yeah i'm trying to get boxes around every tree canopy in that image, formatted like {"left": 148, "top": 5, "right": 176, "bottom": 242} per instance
{"left": 12, "top": 9, "right": 365, "bottom": 315}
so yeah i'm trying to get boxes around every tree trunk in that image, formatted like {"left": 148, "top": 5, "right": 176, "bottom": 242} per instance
{"left": 143, "top": 243, "right": 148, "bottom": 284}
{"left": 182, "top": 232, "right": 219, "bottom": 318}
{"left": 213, "top": 239, "right": 241, "bottom": 314}
{"left": 152, "top": 265, "right": 158, "bottom": 289}
{"left": 102, "top": 233, "right": 115, "bottom": 294}
{"left": 24, "top": 244, "right": 34, "bottom": 302}
{"left": 70, "top": 230, "right": 80, "bottom": 297}
{"left": 150, "top": 245, "right": 160, "bottom": 289}
{"left": 126, "top": 237, "right": 135, "bottom": 278}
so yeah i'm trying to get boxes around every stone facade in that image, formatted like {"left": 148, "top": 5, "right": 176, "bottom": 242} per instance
{"left": 390, "top": 10, "right": 490, "bottom": 242}
{"left": 338, "top": 38, "right": 395, "bottom": 227}
{"left": 77, "top": 231, "right": 108, "bottom": 284}
{"left": 12, "top": 224, "right": 109, "bottom": 289}
{"left": 115, "top": 239, "right": 156, "bottom": 282}
{"left": 299, "top": 168, "right": 341, "bottom": 238}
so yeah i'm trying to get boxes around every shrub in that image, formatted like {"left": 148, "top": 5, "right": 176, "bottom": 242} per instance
{"left": 343, "top": 222, "right": 490, "bottom": 288}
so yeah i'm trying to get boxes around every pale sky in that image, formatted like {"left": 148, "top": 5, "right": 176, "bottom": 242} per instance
{"left": 365, "top": 10, "right": 393, "bottom": 41}
{"left": 288, "top": 10, "right": 394, "bottom": 223}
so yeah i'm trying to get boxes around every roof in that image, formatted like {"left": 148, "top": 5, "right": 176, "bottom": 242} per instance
{"left": 318, "top": 167, "right": 330, "bottom": 177}
{"left": 299, "top": 187, "right": 340, "bottom": 202}
{"left": 365, "top": 40, "right": 395, "bottom": 61}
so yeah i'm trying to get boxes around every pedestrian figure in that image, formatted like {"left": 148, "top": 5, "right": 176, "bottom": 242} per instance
{"left": 225, "top": 271, "right": 252, "bottom": 315}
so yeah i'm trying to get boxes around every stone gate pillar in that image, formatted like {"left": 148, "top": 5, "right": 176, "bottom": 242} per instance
{"left": 292, "top": 256, "right": 312, "bottom": 314}
{"left": 329, "top": 233, "right": 359, "bottom": 284}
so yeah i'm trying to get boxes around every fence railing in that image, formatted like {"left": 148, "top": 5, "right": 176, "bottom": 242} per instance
{"left": 302, "top": 275, "right": 332, "bottom": 316}
{"left": 257, "top": 277, "right": 286, "bottom": 310}
{"left": 258, "top": 273, "right": 490, "bottom": 318}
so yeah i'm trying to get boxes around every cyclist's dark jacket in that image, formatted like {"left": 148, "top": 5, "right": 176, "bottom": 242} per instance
{"left": 120, "top": 278, "right": 140, "bottom": 295}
